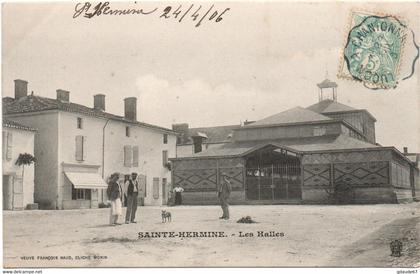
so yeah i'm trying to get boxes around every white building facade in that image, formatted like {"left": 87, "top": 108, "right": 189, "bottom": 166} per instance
{"left": 4, "top": 80, "right": 176, "bottom": 209}
{"left": 2, "top": 119, "right": 36, "bottom": 210}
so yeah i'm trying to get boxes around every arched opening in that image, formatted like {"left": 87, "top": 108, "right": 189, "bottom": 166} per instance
{"left": 244, "top": 145, "right": 302, "bottom": 201}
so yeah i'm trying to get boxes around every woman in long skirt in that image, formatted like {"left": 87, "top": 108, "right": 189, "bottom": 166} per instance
{"left": 107, "top": 173, "right": 123, "bottom": 225}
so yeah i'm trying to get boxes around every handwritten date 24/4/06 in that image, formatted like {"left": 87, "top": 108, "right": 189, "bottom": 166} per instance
{"left": 73, "top": 2, "right": 230, "bottom": 28}
{"left": 160, "top": 4, "right": 230, "bottom": 27}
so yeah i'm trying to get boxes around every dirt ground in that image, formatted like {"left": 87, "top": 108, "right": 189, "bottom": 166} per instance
{"left": 3, "top": 203, "right": 420, "bottom": 267}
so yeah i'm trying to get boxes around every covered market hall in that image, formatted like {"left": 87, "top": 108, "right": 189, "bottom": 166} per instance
{"left": 170, "top": 80, "right": 419, "bottom": 205}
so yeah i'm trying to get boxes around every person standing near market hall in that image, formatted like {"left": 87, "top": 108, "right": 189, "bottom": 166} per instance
{"left": 218, "top": 173, "right": 232, "bottom": 220}
{"left": 125, "top": 173, "right": 139, "bottom": 224}
{"left": 173, "top": 184, "right": 184, "bottom": 205}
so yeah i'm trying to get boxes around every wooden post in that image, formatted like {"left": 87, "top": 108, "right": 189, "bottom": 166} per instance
{"left": 388, "top": 161, "right": 392, "bottom": 186}
{"left": 171, "top": 162, "right": 175, "bottom": 206}
{"left": 243, "top": 159, "right": 246, "bottom": 201}
{"left": 300, "top": 157, "right": 304, "bottom": 201}
{"left": 271, "top": 164, "right": 274, "bottom": 200}
{"left": 216, "top": 160, "right": 219, "bottom": 195}
{"left": 257, "top": 164, "right": 261, "bottom": 201}
{"left": 410, "top": 165, "right": 415, "bottom": 199}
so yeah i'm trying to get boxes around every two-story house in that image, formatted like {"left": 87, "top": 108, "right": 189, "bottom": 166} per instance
{"left": 3, "top": 79, "right": 177, "bottom": 209}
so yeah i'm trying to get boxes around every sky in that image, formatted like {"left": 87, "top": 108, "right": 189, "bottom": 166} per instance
{"left": 2, "top": 1, "right": 419, "bottom": 151}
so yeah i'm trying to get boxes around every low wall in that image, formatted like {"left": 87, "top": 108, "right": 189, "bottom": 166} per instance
{"left": 62, "top": 200, "right": 93, "bottom": 209}
{"left": 353, "top": 187, "right": 396, "bottom": 204}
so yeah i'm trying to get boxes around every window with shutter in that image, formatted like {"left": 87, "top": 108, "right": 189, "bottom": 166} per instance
{"left": 132, "top": 146, "right": 139, "bottom": 167}
{"left": 77, "top": 117, "right": 83, "bottom": 129}
{"left": 124, "top": 145, "right": 133, "bottom": 167}
{"left": 138, "top": 174, "right": 146, "bottom": 197}
{"left": 153, "top": 177, "right": 159, "bottom": 199}
{"left": 126, "top": 126, "right": 130, "bottom": 137}
{"left": 162, "top": 150, "right": 168, "bottom": 166}
{"left": 82, "top": 136, "right": 87, "bottom": 161}
{"left": 75, "top": 135, "right": 84, "bottom": 161}
{"left": 6, "top": 131, "right": 13, "bottom": 160}
{"left": 162, "top": 178, "right": 167, "bottom": 200}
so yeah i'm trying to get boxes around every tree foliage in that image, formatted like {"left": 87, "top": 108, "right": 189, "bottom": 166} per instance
{"left": 15, "top": 153, "right": 36, "bottom": 167}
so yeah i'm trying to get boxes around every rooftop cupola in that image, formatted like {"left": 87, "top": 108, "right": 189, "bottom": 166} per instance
{"left": 317, "top": 78, "right": 338, "bottom": 102}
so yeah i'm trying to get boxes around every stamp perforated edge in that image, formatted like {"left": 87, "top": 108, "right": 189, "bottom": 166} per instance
{"left": 337, "top": 10, "right": 409, "bottom": 89}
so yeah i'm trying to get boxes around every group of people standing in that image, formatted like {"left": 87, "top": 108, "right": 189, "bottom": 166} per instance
{"left": 106, "top": 172, "right": 141, "bottom": 226}
{"left": 106, "top": 171, "right": 233, "bottom": 225}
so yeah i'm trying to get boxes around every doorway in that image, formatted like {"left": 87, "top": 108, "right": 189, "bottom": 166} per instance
{"left": 3, "top": 175, "right": 13, "bottom": 210}
{"left": 245, "top": 145, "right": 302, "bottom": 201}
{"left": 3, "top": 175, "right": 23, "bottom": 210}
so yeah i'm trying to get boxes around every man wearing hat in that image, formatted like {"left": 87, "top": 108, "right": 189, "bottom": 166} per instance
{"left": 218, "top": 172, "right": 232, "bottom": 220}
{"left": 125, "top": 173, "right": 139, "bottom": 224}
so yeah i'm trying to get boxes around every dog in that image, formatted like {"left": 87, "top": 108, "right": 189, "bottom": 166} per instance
{"left": 161, "top": 210, "right": 171, "bottom": 223}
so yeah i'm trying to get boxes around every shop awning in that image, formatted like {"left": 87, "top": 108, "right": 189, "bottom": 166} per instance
{"left": 64, "top": 172, "right": 108, "bottom": 189}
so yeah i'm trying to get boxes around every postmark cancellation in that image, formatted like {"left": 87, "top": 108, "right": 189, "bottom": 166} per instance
{"left": 338, "top": 11, "right": 409, "bottom": 89}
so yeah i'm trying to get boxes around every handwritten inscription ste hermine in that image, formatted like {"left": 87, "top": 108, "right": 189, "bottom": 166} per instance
{"left": 73, "top": 2, "right": 230, "bottom": 28}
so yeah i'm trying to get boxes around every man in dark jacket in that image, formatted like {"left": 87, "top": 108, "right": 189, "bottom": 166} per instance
{"left": 125, "top": 173, "right": 139, "bottom": 224}
{"left": 218, "top": 173, "right": 232, "bottom": 220}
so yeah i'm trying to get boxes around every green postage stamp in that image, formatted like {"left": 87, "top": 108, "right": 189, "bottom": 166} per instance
{"left": 339, "top": 11, "right": 409, "bottom": 89}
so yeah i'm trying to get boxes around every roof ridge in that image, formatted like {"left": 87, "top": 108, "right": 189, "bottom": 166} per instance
{"left": 247, "top": 105, "right": 331, "bottom": 127}
{"left": 190, "top": 124, "right": 241, "bottom": 130}
{"left": 3, "top": 95, "right": 175, "bottom": 133}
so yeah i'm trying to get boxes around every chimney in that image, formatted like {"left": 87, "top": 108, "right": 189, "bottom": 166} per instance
{"left": 94, "top": 94, "right": 105, "bottom": 111}
{"left": 172, "top": 123, "right": 189, "bottom": 134}
{"left": 56, "top": 89, "right": 70, "bottom": 102}
{"left": 14, "top": 79, "right": 28, "bottom": 100}
{"left": 243, "top": 120, "right": 255, "bottom": 126}
{"left": 403, "top": 147, "right": 408, "bottom": 154}
{"left": 172, "top": 123, "right": 189, "bottom": 144}
{"left": 124, "top": 97, "right": 137, "bottom": 121}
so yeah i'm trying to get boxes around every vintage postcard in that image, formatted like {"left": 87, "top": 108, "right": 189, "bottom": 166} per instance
{"left": 1, "top": 0, "right": 419, "bottom": 269}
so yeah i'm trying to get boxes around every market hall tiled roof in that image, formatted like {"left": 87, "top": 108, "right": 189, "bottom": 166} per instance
{"left": 3, "top": 95, "right": 176, "bottom": 134}
{"left": 3, "top": 118, "right": 37, "bottom": 132}
{"left": 172, "top": 134, "right": 378, "bottom": 159}
{"left": 245, "top": 106, "right": 332, "bottom": 127}
{"left": 306, "top": 99, "right": 377, "bottom": 122}
{"left": 306, "top": 99, "right": 356, "bottom": 113}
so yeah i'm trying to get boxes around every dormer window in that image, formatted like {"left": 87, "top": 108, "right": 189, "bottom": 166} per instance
{"left": 126, "top": 126, "right": 130, "bottom": 137}
{"left": 77, "top": 117, "right": 83, "bottom": 129}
